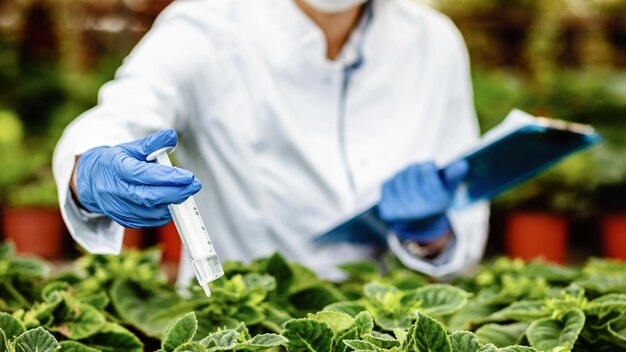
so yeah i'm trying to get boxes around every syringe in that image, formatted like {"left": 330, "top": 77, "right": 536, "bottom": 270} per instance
{"left": 147, "top": 147, "right": 224, "bottom": 297}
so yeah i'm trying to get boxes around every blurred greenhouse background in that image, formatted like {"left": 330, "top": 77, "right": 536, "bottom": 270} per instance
{"left": 0, "top": 0, "right": 625, "bottom": 264}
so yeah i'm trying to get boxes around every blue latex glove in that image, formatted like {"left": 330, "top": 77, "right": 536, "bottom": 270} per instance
{"left": 76, "top": 129, "right": 202, "bottom": 228}
{"left": 378, "top": 160, "right": 469, "bottom": 243}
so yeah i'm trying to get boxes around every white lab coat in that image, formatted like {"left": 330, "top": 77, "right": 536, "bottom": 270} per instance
{"left": 53, "top": 0, "right": 489, "bottom": 285}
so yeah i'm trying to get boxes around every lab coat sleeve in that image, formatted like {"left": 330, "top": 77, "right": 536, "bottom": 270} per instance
{"left": 52, "top": 3, "right": 209, "bottom": 255}
{"left": 387, "top": 18, "right": 490, "bottom": 278}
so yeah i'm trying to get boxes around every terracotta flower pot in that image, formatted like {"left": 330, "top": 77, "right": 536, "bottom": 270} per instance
{"left": 505, "top": 212, "right": 568, "bottom": 264}
{"left": 157, "top": 221, "right": 181, "bottom": 262}
{"left": 2, "top": 207, "right": 66, "bottom": 259}
{"left": 601, "top": 215, "right": 626, "bottom": 260}
{"left": 123, "top": 228, "right": 146, "bottom": 249}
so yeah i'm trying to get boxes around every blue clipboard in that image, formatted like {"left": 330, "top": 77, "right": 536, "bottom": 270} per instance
{"left": 315, "top": 110, "right": 602, "bottom": 245}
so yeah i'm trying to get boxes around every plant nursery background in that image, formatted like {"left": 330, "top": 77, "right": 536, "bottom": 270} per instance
{"left": 0, "top": 0, "right": 625, "bottom": 264}
{"left": 1, "top": 1, "right": 626, "bottom": 352}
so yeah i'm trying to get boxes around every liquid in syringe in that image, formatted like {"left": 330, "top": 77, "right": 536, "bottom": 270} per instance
{"left": 147, "top": 147, "right": 224, "bottom": 297}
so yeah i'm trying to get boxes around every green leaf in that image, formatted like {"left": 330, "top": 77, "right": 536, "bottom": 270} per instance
{"left": 289, "top": 286, "right": 345, "bottom": 315}
{"left": 173, "top": 342, "right": 205, "bottom": 352}
{"left": 109, "top": 279, "right": 181, "bottom": 338}
{"left": 281, "top": 318, "right": 334, "bottom": 352}
{"left": 585, "top": 293, "right": 626, "bottom": 322}
{"left": 448, "top": 302, "right": 501, "bottom": 331}
{"left": 363, "top": 282, "right": 397, "bottom": 302}
{"left": 323, "top": 302, "right": 368, "bottom": 317}
{"left": 333, "top": 327, "right": 358, "bottom": 352}
{"left": 525, "top": 261, "right": 580, "bottom": 284}
{"left": 14, "top": 327, "right": 60, "bottom": 352}
{"left": 498, "top": 347, "right": 539, "bottom": 352}
{"left": 80, "top": 292, "right": 110, "bottom": 311}
{"left": 412, "top": 285, "right": 468, "bottom": 316}
{"left": 7, "top": 258, "right": 50, "bottom": 278}
{"left": 410, "top": 313, "right": 452, "bottom": 352}
{"left": 607, "top": 314, "right": 626, "bottom": 346}
{"left": 232, "top": 305, "right": 264, "bottom": 326}
{"left": 41, "top": 282, "right": 70, "bottom": 301}
{"left": 0, "top": 312, "right": 26, "bottom": 340}
{"left": 0, "top": 242, "right": 13, "bottom": 260}
{"left": 265, "top": 252, "right": 294, "bottom": 296}
{"left": 50, "top": 301, "right": 106, "bottom": 340}
{"left": 488, "top": 301, "right": 548, "bottom": 322}
{"left": 337, "top": 261, "right": 379, "bottom": 278}
{"left": 527, "top": 309, "right": 585, "bottom": 352}
{"left": 242, "top": 273, "right": 277, "bottom": 292}
{"left": 343, "top": 340, "right": 381, "bottom": 351}
{"left": 362, "top": 332, "right": 401, "bottom": 349}
{"left": 58, "top": 341, "right": 101, "bottom": 352}
{"left": 288, "top": 263, "right": 323, "bottom": 293}
{"left": 449, "top": 331, "right": 481, "bottom": 352}
{"left": 200, "top": 330, "right": 239, "bottom": 350}
{"left": 261, "top": 304, "right": 293, "bottom": 333}
{"left": 393, "top": 329, "right": 408, "bottom": 345}
{"left": 475, "top": 323, "right": 529, "bottom": 347}
{"left": 307, "top": 311, "right": 354, "bottom": 334}
{"left": 476, "top": 344, "right": 498, "bottom": 352}
{"left": 0, "top": 330, "right": 8, "bottom": 352}
{"left": 162, "top": 313, "right": 198, "bottom": 352}
{"left": 81, "top": 323, "right": 143, "bottom": 352}
{"left": 373, "top": 314, "right": 415, "bottom": 332}
{"left": 352, "top": 311, "right": 374, "bottom": 336}
{"left": 239, "top": 333, "right": 288, "bottom": 350}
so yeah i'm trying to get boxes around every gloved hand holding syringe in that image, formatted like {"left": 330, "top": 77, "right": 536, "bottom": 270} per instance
{"left": 74, "top": 129, "right": 222, "bottom": 297}
{"left": 146, "top": 147, "right": 224, "bottom": 297}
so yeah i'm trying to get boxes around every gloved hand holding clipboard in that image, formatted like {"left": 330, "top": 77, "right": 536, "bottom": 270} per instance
{"left": 314, "top": 109, "right": 602, "bottom": 245}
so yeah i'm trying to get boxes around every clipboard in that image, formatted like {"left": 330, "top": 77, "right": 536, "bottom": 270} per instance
{"left": 314, "top": 110, "right": 602, "bottom": 245}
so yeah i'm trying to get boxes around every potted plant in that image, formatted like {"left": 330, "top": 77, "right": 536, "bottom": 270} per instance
{"left": 3, "top": 171, "right": 66, "bottom": 259}
{"left": 494, "top": 154, "right": 595, "bottom": 264}
{"left": 0, "top": 110, "right": 66, "bottom": 259}
{"left": 496, "top": 183, "right": 569, "bottom": 264}
{"left": 594, "top": 183, "right": 626, "bottom": 260}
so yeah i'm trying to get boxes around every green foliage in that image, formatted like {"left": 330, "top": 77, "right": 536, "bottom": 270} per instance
{"left": 13, "top": 327, "right": 61, "bottom": 352}
{"left": 155, "top": 312, "right": 287, "bottom": 352}
{"left": 162, "top": 313, "right": 198, "bottom": 352}
{"left": 1, "top": 245, "right": 626, "bottom": 351}
{"left": 526, "top": 309, "right": 585, "bottom": 352}
{"left": 0, "top": 242, "right": 49, "bottom": 312}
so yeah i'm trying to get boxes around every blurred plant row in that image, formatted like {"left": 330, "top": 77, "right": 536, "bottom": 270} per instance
{"left": 0, "top": 0, "right": 624, "bottom": 217}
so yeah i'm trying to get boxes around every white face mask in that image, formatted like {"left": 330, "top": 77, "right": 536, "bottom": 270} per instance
{"left": 300, "top": 0, "right": 369, "bottom": 13}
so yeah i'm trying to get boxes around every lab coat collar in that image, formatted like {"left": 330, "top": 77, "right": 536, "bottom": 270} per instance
{"left": 278, "top": 0, "right": 375, "bottom": 69}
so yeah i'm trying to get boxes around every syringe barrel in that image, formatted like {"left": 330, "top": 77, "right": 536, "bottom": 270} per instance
{"left": 167, "top": 197, "right": 224, "bottom": 282}
{"left": 152, "top": 150, "right": 224, "bottom": 291}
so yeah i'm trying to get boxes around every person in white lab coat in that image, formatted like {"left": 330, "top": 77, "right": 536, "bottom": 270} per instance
{"left": 53, "top": 0, "right": 489, "bottom": 286}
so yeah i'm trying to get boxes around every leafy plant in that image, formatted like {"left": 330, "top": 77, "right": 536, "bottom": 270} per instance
{"left": 156, "top": 312, "right": 287, "bottom": 352}
{"left": 1, "top": 244, "right": 625, "bottom": 351}
{"left": 0, "top": 242, "right": 49, "bottom": 312}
